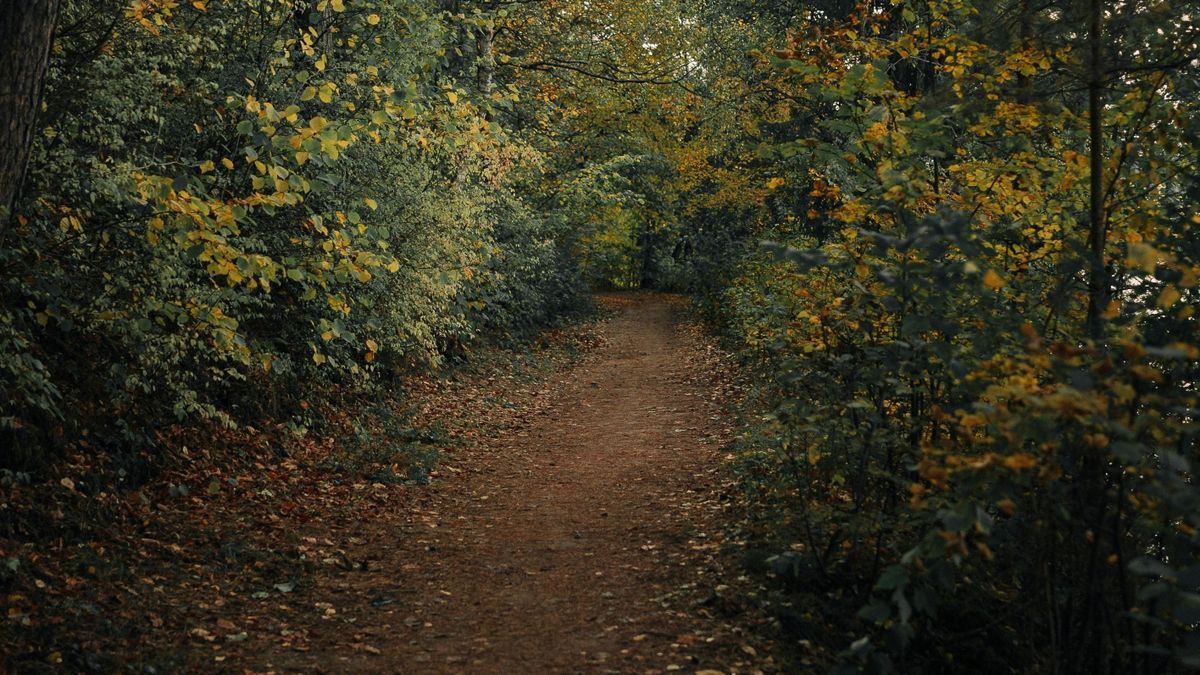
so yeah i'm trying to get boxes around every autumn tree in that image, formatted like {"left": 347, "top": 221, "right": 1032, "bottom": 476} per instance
{"left": 659, "top": 0, "right": 1200, "bottom": 671}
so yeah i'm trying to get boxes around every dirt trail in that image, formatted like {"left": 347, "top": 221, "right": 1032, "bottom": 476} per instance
{"left": 255, "top": 294, "right": 764, "bottom": 673}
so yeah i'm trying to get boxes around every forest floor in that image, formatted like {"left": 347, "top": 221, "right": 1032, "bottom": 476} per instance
{"left": 1, "top": 293, "right": 780, "bottom": 674}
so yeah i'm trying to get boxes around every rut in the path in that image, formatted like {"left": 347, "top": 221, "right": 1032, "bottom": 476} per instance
{"left": 257, "top": 294, "right": 761, "bottom": 674}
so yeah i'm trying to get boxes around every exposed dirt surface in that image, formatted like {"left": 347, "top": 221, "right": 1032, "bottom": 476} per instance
{"left": 253, "top": 293, "right": 771, "bottom": 674}
{"left": 1, "top": 293, "right": 777, "bottom": 674}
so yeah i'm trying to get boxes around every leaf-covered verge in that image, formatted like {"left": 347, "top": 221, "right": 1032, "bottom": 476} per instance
{"left": 0, "top": 315, "right": 603, "bottom": 672}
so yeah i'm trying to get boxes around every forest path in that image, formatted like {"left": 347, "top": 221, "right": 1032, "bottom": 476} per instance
{"left": 254, "top": 294, "right": 767, "bottom": 674}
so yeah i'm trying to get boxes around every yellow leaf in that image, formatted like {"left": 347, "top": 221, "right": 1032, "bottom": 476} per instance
{"left": 321, "top": 330, "right": 334, "bottom": 342}
{"left": 386, "top": 260, "right": 400, "bottom": 273}
{"left": 974, "top": 542, "right": 995, "bottom": 561}
{"left": 315, "top": 55, "right": 326, "bottom": 72}
{"left": 199, "top": 160, "right": 215, "bottom": 173}
{"left": 364, "top": 197, "right": 378, "bottom": 210}
{"left": 331, "top": 0, "right": 345, "bottom": 11}
{"left": 367, "top": 13, "right": 380, "bottom": 25}
{"left": 1131, "top": 364, "right": 1164, "bottom": 383}
{"left": 766, "top": 177, "right": 785, "bottom": 190}
{"left": 1002, "top": 453, "right": 1038, "bottom": 471}
{"left": 983, "top": 270, "right": 1005, "bottom": 289}
{"left": 1157, "top": 285, "right": 1182, "bottom": 309}
{"left": 1126, "top": 243, "right": 1162, "bottom": 274}
{"left": 366, "top": 339, "right": 378, "bottom": 352}
{"left": 221, "top": 158, "right": 234, "bottom": 170}
{"left": 446, "top": 91, "right": 459, "bottom": 104}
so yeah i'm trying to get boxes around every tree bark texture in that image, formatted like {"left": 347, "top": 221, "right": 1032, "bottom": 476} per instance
{"left": 0, "top": 0, "right": 60, "bottom": 221}
{"left": 1085, "top": 0, "right": 1109, "bottom": 339}
{"left": 476, "top": 25, "right": 495, "bottom": 95}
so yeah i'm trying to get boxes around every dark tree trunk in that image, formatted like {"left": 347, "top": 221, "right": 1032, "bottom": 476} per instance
{"left": 638, "top": 224, "right": 656, "bottom": 289}
{"left": 1017, "top": 0, "right": 1033, "bottom": 104}
{"left": 0, "top": 0, "right": 60, "bottom": 222}
{"left": 1084, "top": 0, "right": 1108, "bottom": 339}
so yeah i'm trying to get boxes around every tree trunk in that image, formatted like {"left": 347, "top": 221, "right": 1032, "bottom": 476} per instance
{"left": 1068, "top": 7, "right": 1113, "bottom": 672}
{"left": 1017, "top": 0, "right": 1033, "bottom": 104}
{"left": 1084, "top": 0, "right": 1108, "bottom": 339}
{"left": 319, "top": 1, "right": 334, "bottom": 56}
{"left": 0, "top": 0, "right": 61, "bottom": 222}
{"left": 476, "top": 25, "right": 495, "bottom": 96}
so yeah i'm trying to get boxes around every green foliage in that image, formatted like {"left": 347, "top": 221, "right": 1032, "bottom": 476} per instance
{"left": 7, "top": 1, "right": 1200, "bottom": 672}
{"left": 0, "top": 0, "right": 588, "bottom": 464}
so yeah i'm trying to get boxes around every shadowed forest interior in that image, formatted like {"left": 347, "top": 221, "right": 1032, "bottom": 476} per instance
{"left": 2, "top": 1, "right": 1200, "bottom": 673}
